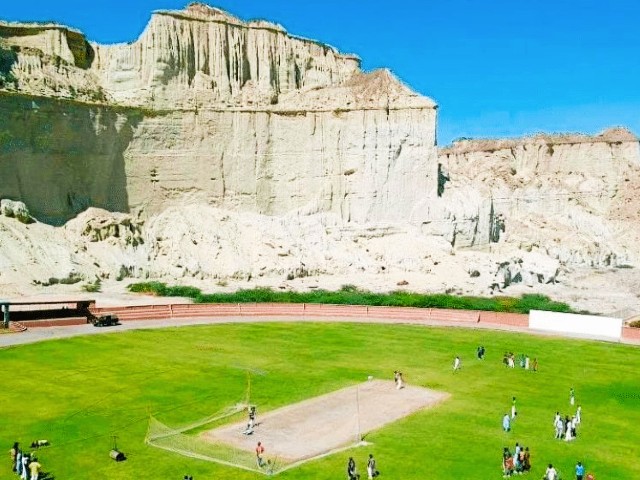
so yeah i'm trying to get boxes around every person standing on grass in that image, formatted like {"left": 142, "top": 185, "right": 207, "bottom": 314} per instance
{"left": 570, "top": 387, "right": 575, "bottom": 406}
{"left": 502, "top": 447, "right": 514, "bottom": 477}
{"left": 453, "top": 356, "right": 461, "bottom": 371}
{"left": 511, "top": 397, "right": 517, "bottom": 419}
{"left": 477, "top": 345, "right": 485, "bottom": 360}
{"left": 255, "top": 441, "right": 265, "bottom": 468}
{"left": 347, "top": 457, "right": 357, "bottom": 480}
{"left": 533, "top": 358, "right": 539, "bottom": 372}
{"left": 564, "top": 415, "right": 573, "bottom": 441}
{"left": 575, "top": 461, "right": 585, "bottom": 480}
{"left": 554, "top": 415, "right": 564, "bottom": 439}
{"left": 503, "top": 413, "right": 511, "bottom": 432}
{"left": 20, "top": 452, "right": 29, "bottom": 480}
{"left": 525, "top": 355, "right": 530, "bottom": 370}
{"left": 28, "top": 456, "right": 41, "bottom": 480}
{"left": 545, "top": 463, "right": 558, "bottom": 480}
{"left": 366, "top": 453, "right": 377, "bottom": 479}
{"left": 10, "top": 442, "right": 18, "bottom": 472}
{"left": 523, "top": 447, "right": 531, "bottom": 472}
{"left": 16, "top": 449, "right": 22, "bottom": 476}
{"left": 576, "top": 405, "right": 582, "bottom": 425}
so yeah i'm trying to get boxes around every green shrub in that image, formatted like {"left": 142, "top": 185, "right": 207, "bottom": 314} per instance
{"left": 126, "top": 282, "right": 575, "bottom": 314}
{"left": 82, "top": 278, "right": 102, "bottom": 293}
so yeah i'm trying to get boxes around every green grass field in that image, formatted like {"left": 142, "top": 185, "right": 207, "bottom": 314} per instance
{"left": 2, "top": 322, "right": 638, "bottom": 479}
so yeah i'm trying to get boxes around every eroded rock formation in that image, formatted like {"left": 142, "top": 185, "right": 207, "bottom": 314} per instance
{"left": 437, "top": 128, "right": 640, "bottom": 268}
{"left": 0, "top": 3, "right": 639, "bottom": 315}
{"left": 0, "top": 3, "right": 437, "bottom": 224}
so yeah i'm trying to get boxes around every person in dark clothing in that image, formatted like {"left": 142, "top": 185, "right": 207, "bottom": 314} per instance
{"left": 347, "top": 457, "right": 358, "bottom": 480}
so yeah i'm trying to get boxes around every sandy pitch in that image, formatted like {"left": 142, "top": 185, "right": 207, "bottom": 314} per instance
{"left": 202, "top": 379, "right": 449, "bottom": 462}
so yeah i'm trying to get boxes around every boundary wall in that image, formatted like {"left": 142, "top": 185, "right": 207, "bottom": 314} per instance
{"left": 14, "top": 303, "right": 640, "bottom": 344}
{"left": 89, "top": 303, "right": 528, "bottom": 328}
{"left": 529, "top": 310, "right": 623, "bottom": 341}
{"left": 18, "top": 304, "right": 527, "bottom": 328}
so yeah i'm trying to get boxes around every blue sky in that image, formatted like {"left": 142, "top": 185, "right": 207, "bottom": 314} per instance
{"left": 2, "top": 0, "right": 639, "bottom": 145}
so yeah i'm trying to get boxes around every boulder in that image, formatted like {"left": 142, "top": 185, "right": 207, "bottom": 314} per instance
{"left": 0, "top": 199, "right": 34, "bottom": 224}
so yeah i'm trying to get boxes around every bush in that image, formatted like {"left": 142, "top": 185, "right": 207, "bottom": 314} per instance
{"left": 629, "top": 320, "right": 640, "bottom": 328}
{"left": 82, "top": 279, "right": 102, "bottom": 293}
{"left": 126, "top": 282, "right": 575, "bottom": 314}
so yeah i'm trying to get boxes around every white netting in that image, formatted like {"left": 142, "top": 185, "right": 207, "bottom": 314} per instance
{"left": 145, "top": 409, "right": 282, "bottom": 475}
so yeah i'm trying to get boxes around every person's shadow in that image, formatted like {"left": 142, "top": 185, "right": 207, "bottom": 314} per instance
{"left": 40, "top": 472, "right": 55, "bottom": 480}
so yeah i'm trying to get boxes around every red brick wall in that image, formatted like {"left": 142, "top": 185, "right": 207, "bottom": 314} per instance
{"left": 622, "top": 327, "right": 640, "bottom": 342}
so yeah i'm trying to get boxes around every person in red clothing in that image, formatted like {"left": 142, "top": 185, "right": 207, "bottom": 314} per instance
{"left": 255, "top": 441, "right": 265, "bottom": 467}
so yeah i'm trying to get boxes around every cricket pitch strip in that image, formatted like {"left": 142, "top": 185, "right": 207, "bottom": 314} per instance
{"left": 202, "top": 379, "right": 449, "bottom": 467}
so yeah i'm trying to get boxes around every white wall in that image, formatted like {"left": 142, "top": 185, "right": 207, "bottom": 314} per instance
{"left": 529, "top": 310, "right": 623, "bottom": 340}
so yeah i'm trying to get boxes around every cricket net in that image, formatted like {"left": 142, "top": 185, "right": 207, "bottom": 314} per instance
{"left": 145, "top": 406, "right": 282, "bottom": 475}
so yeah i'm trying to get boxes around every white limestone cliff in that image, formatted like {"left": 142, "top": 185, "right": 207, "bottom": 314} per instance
{"left": 90, "top": 3, "right": 361, "bottom": 109}
{"left": 0, "top": 4, "right": 437, "bottom": 225}
{"left": 437, "top": 128, "right": 640, "bottom": 269}
{"left": 0, "top": 4, "right": 639, "bottom": 315}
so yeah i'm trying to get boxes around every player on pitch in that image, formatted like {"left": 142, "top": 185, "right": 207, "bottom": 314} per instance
{"left": 243, "top": 405, "right": 257, "bottom": 435}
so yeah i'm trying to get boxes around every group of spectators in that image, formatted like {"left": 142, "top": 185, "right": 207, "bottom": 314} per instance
{"left": 502, "top": 443, "right": 531, "bottom": 476}
{"left": 497, "top": 357, "right": 592, "bottom": 480}
{"left": 554, "top": 405, "right": 581, "bottom": 442}
{"left": 503, "top": 352, "right": 538, "bottom": 371}
{"left": 9, "top": 442, "right": 43, "bottom": 480}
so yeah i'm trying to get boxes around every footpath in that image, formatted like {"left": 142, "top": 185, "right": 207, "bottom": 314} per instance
{"left": 2, "top": 312, "right": 638, "bottom": 348}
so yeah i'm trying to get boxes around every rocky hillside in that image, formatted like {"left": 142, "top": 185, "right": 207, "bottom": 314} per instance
{"left": 0, "top": 3, "right": 437, "bottom": 225}
{"left": 0, "top": 3, "right": 639, "bottom": 316}
{"left": 437, "top": 128, "right": 640, "bottom": 265}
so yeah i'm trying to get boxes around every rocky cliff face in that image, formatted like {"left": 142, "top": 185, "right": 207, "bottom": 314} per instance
{"left": 0, "top": 3, "right": 437, "bottom": 224}
{"left": 90, "top": 4, "right": 362, "bottom": 109}
{"left": 0, "top": 3, "right": 639, "bottom": 315}
{"left": 0, "top": 93, "right": 136, "bottom": 223}
{"left": 437, "top": 128, "right": 640, "bottom": 268}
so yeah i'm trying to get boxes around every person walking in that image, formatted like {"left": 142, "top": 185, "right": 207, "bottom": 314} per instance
{"left": 366, "top": 453, "right": 377, "bottom": 479}
{"left": 453, "top": 356, "right": 461, "bottom": 371}
{"left": 575, "top": 461, "right": 585, "bottom": 480}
